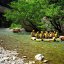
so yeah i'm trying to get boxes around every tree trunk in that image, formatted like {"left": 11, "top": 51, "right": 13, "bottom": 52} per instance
{"left": 21, "top": 20, "right": 39, "bottom": 32}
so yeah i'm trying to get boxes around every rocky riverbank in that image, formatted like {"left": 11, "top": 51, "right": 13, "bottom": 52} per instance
{"left": 0, "top": 46, "right": 24, "bottom": 64}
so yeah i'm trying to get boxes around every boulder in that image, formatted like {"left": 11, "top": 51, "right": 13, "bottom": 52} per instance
{"left": 21, "top": 20, "right": 39, "bottom": 32}
{"left": 35, "top": 54, "right": 44, "bottom": 61}
{"left": 21, "top": 21, "right": 33, "bottom": 32}
{"left": 59, "top": 36, "right": 64, "bottom": 41}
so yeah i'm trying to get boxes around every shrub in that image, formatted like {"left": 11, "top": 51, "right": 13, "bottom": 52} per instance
{"left": 10, "top": 23, "right": 21, "bottom": 29}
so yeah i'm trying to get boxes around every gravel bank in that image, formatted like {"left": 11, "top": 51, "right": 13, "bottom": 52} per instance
{"left": 0, "top": 46, "right": 24, "bottom": 64}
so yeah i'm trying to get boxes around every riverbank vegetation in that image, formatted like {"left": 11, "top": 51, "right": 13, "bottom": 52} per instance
{"left": 4, "top": 0, "right": 64, "bottom": 34}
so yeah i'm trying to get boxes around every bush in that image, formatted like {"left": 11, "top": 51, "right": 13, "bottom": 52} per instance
{"left": 10, "top": 23, "right": 22, "bottom": 29}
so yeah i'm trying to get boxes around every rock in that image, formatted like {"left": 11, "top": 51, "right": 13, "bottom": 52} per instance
{"left": 12, "top": 56, "right": 16, "bottom": 60}
{"left": 11, "top": 61, "right": 16, "bottom": 64}
{"left": 35, "top": 54, "right": 44, "bottom": 61}
{"left": 59, "top": 36, "right": 64, "bottom": 41}
{"left": 43, "top": 60, "right": 48, "bottom": 63}
{"left": 59, "top": 36, "right": 64, "bottom": 38}
{"left": 29, "top": 61, "right": 33, "bottom": 64}
{"left": 21, "top": 21, "right": 34, "bottom": 32}
{"left": 3, "top": 57, "right": 9, "bottom": 60}
{"left": 22, "top": 56, "right": 27, "bottom": 58}
{"left": 0, "top": 40, "right": 3, "bottom": 42}
{"left": 24, "top": 63, "right": 29, "bottom": 64}
{"left": 0, "top": 60, "right": 5, "bottom": 64}
{"left": 32, "top": 61, "right": 35, "bottom": 64}
{"left": 0, "top": 46, "right": 24, "bottom": 64}
{"left": 29, "top": 61, "right": 35, "bottom": 64}
{"left": 0, "top": 58, "right": 4, "bottom": 63}
{"left": 0, "top": 51, "right": 2, "bottom": 54}
{"left": 13, "top": 49, "right": 17, "bottom": 51}
{"left": 10, "top": 51, "right": 19, "bottom": 55}
{"left": 16, "top": 58, "right": 24, "bottom": 64}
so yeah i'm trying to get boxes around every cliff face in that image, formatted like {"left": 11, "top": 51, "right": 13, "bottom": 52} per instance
{"left": 0, "top": 0, "right": 13, "bottom": 5}
{"left": 0, "top": 5, "right": 9, "bottom": 13}
{"left": 0, "top": 0, "right": 13, "bottom": 28}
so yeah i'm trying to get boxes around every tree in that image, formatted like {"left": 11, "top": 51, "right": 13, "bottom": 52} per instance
{"left": 4, "top": 0, "right": 64, "bottom": 33}
{"left": 44, "top": 0, "right": 64, "bottom": 33}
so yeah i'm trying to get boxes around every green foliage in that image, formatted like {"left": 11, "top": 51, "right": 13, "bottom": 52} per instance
{"left": 4, "top": 0, "right": 64, "bottom": 32}
{"left": 45, "top": 4, "right": 60, "bottom": 17}
{"left": 37, "top": 19, "right": 54, "bottom": 31}
{"left": 10, "top": 23, "right": 21, "bottom": 29}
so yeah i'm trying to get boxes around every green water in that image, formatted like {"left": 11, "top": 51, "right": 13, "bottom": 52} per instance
{"left": 0, "top": 28, "right": 64, "bottom": 64}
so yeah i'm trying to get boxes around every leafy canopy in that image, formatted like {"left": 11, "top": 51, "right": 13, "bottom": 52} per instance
{"left": 4, "top": 0, "right": 64, "bottom": 31}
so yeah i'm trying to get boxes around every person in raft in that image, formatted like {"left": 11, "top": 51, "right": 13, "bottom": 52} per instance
{"left": 35, "top": 31, "right": 40, "bottom": 39}
{"left": 39, "top": 31, "right": 44, "bottom": 40}
{"left": 44, "top": 31, "right": 49, "bottom": 39}
{"left": 31, "top": 30, "right": 36, "bottom": 40}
